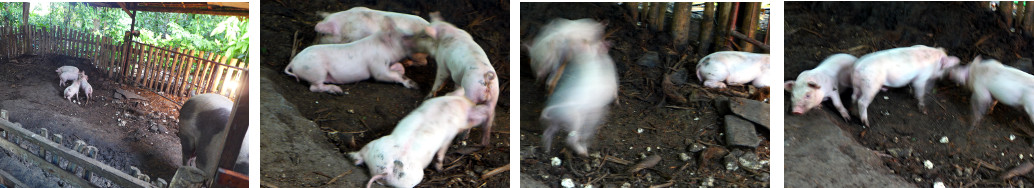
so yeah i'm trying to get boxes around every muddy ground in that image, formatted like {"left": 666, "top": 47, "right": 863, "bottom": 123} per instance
{"left": 0, "top": 54, "right": 186, "bottom": 185}
{"left": 786, "top": 2, "right": 1034, "bottom": 187}
{"left": 258, "top": 0, "right": 510, "bottom": 187}
{"left": 519, "top": 3, "right": 769, "bottom": 188}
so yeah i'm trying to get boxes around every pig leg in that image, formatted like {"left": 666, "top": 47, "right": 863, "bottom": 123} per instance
{"left": 295, "top": 65, "right": 344, "bottom": 94}
{"left": 541, "top": 115, "right": 564, "bottom": 153}
{"left": 829, "top": 90, "right": 851, "bottom": 121}
{"left": 434, "top": 138, "right": 451, "bottom": 171}
{"left": 426, "top": 65, "right": 450, "bottom": 98}
{"left": 480, "top": 98, "right": 497, "bottom": 146}
{"left": 854, "top": 82, "right": 880, "bottom": 127}
{"left": 180, "top": 138, "right": 195, "bottom": 166}
{"left": 911, "top": 79, "right": 932, "bottom": 114}
{"left": 701, "top": 66, "right": 729, "bottom": 88}
{"left": 563, "top": 114, "right": 587, "bottom": 156}
{"left": 373, "top": 63, "right": 419, "bottom": 89}
{"left": 969, "top": 90, "right": 993, "bottom": 130}
{"left": 367, "top": 173, "right": 387, "bottom": 188}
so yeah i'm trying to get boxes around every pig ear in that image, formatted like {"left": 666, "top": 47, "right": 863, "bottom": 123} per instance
{"left": 424, "top": 27, "right": 437, "bottom": 39}
{"left": 784, "top": 81, "right": 794, "bottom": 92}
{"left": 389, "top": 63, "right": 404, "bottom": 72}
{"left": 806, "top": 81, "right": 820, "bottom": 89}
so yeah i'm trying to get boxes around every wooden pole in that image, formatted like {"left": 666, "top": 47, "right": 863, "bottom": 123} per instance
{"left": 715, "top": 2, "right": 732, "bottom": 51}
{"left": 1018, "top": 2, "right": 1027, "bottom": 29}
{"left": 215, "top": 72, "right": 249, "bottom": 179}
{"left": 650, "top": 2, "right": 668, "bottom": 32}
{"left": 671, "top": 2, "right": 692, "bottom": 48}
{"left": 1001, "top": 1, "right": 1014, "bottom": 29}
{"left": 626, "top": 2, "right": 640, "bottom": 24}
{"left": 122, "top": 8, "right": 137, "bottom": 82}
{"left": 739, "top": 2, "right": 760, "bottom": 52}
{"left": 22, "top": 2, "right": 30, "bottom": 55}
{"left": 698, "top": 2, "right": 717, "bottom": 54}
{"left": 1027, "top": 2, "right": 1034, "bottom": 34}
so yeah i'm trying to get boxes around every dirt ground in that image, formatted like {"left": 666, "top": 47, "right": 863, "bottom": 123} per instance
{"left": 258, "top": 0, "right": 510, "bottom": 187}
{"left": 786, "top": 2, "right": 1034, "bottom": 187}
{"left": 519, "top": 3, "right": 770, "bottom": 187}
{"left": 0, "top": 54, "right": 186, "bottom": 185}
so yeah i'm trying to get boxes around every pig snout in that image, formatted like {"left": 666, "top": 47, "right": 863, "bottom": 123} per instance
{"left": 178, "top": 94, "right": 234, "bottom": 179}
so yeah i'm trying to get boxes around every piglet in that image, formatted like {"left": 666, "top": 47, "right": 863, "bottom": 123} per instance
{"left": 850, "top": 45, "right": 960, "bottom": 127}
{"left": 348, "top": 95, "right": 491, "bottom": 188}
{"left": 79, "top": 72, "right": 93, "bottom": 103}
{"left": 315, "top": 7, "right": 430, "bottom": 44}
{"left": 424, "top": 12, "right": 500, "bottom": 146}
{"left": 178, "top": 94, "right": 233, "bottom": 179}
{"left": 527, "top": 18, "right": 607, "bottom": 92}
{"left": 284, "top": 20, "right": 436, "bottom": 94}
{"left": 785, "top": 53, "right": 857, "bottom": 120}
{"left": 541, "top": 40, "right": 618, "bottom": 156}
{"left": 696, "top": 51, "right": 772, "bottom": 88}
{"left": 56, "top": 66, "right": 79, "bottom": 86}
{"left": 63, "top": 72, "right": 82, "bottom": 102}
{"left": 948, "top": 56, "right": 1034, "bottom": 130}
{"left": 314, "top": 7, "right": 433, "bottom": 66}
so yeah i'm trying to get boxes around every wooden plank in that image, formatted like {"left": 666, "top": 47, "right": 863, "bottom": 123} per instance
{"left": 0, "top": 168, "right": 31, "bottom": 188}
{"left": 145, "top": 46, "right": 158, "bottom": 89}
{"left": 164, "top": 48, "right": 182, "bottom": 94}
{"left": 0, "top": 134, "right": 94, "bottom": 188}
{"left": 0, "top": 119, "right": 151, "bottom": 187}
{"left": 153, "top": 49, "right": 166, "bottom": 90}
{"left": 197, "top": 52, "right": 214, "bottom": 95}
{"left": 209, "top": 55, "right": 226, "bottom": 94}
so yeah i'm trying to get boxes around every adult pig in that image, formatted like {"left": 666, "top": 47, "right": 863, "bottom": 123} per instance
{"left": 850, "top": 45, "right": 960, "bottom": 127}
{"left": 785, "top": 53, "right": 857, "bottom": 120}
{"left": 541, "top": 41, "right": 618, "bottom": 156}
{"left": 424, "top": 12, "right": 500, "bottom": 146}
{"left": 527, "top": 18, "right": 607, "bottom": 92}
{"left": 348, "top": 95, "right": 492, "bottom": 188}
{"left": 315, "top": 7, "right": 430, "bottom": 44}
{"left": 284, "top": 22, "right": 435, "bottom": 94}
{"left": 56, "top": 66, "right": 79, "bottom": 86}
{"left": 178, "top": 94, "right": 234, "bottom": 179}
{"left": 696, "top": 51, "right": 772, "bottom": 88}
{"left": 948, "top": 56, "right": 1034, "bottom": 129}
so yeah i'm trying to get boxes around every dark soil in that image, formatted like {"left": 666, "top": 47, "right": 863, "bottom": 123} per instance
{"left": 259, "top": 0, "right": 510, "bottom": 187}
{"left": 786, "top": 2, "right": 1034, "bottom": 187}
{"left": 520, "top": 3, "right": 769, "bottom": 188}
{"left": 0, "top": 54, "right": 185, "bottom": 185}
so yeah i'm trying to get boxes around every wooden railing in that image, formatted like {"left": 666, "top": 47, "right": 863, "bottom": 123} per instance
{"left": 0, "top": 24, "right": 247, "bottom": 101}
{"left": 0, "top": 110, "right": 157, "bottom": 188}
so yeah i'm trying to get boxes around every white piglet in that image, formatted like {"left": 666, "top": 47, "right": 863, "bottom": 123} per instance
{"left": 850, "top": 45, "right": 960, "bottom": 127}
{"left": 79, "top": 72, "right": 93, "bottom": 103}
{"left": 540, "top": 41, "right": 618, "bottom": 156}
{"left": 785, "top": 53, "right": 857, "bottom": 120}
{"left": 348, "top": 95, "right": 491, "bottom": 188}
{"left": 63, "top": 73, "right": 82, "bottom": 102}
{"left": 315, "top": 7, "right": 430, "bottom": 44}
{"left": 56, "top": 66, "right": 79, "bottom": 86}
{"left": 696, "top": 51, "right": 772, "bottom": 88}
{"left": 424, "top": 12, "right": 500, "bottom": 146}
{"left": 527, "top": 18, "right": 607, "bottom": 92}
{"left": 948, "top": 56, "right": 1034, "bottom": 130}
{"left": 284, "top": 21, "right": 436, "bottom": 94}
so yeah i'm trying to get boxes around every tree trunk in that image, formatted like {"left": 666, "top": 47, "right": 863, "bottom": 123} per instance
{"left": 739, "top": 2, "right": 761, "bottom": 52}
{"left": 650, "top": 2, "right": 668, "bottom": 32}
{"left": 715, "top": 2, "right": 732, "bottom": 51}
{"left": 671, "top": 2, "right": 692, "bottom": 48}
{"left": 1001, "top": 1, "right": 1014, "bottom": 29}
{"left": 626, "top": 2, "right": 640, "bottom": 24}
{"left": 698, "top": 2, "right": 716, "bottom": 54}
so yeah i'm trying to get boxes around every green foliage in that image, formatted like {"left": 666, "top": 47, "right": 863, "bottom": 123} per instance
{"left": 0, "top": 2, "right": 248, "bottom": 60}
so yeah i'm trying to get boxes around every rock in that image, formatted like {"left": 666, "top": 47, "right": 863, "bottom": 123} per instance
{"left": 729, "top": 97, "right": 771, "bottom": 129}
{"left": 755, "top": 172, "right": 770, "bottom": 182}
{"left": 724, "top": 115, "right": 761, "bottom": 148}
{"left": 671, "top": 68, "right": 689, "bottom": 85}
{"left": 738, "top": 153, "right": 764, "bottom": 170}
{"left": 679, "top": 153, "right": 692, "bottom": 161}
{"left": 887, "top": 148, "right": 912, "bottom": 158}
{"left": 1010, "top": 58, "right": 1034, "bottom": 75}
{"left": 723, "top": 153, "right": 739, "bottom": 171}
{"left": 636, "top": 51, "right": 660, "bottom": 68}
{"left": 689, "top": 143, "right": 707, "bottom": 152}
{"left": 560, "top": 178, "right": 575, "bottom": 188}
